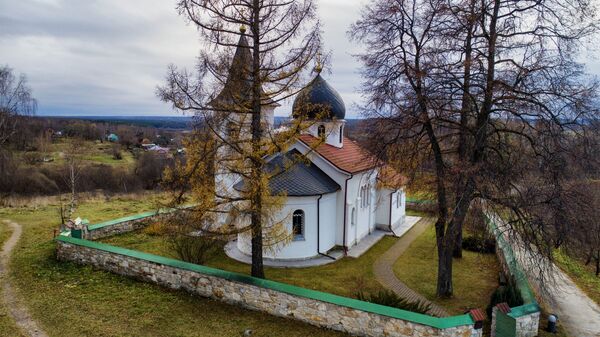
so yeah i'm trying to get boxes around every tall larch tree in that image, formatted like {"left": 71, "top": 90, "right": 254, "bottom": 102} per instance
{"left": 158, "top": 0, "right": 322, "bottom": 278}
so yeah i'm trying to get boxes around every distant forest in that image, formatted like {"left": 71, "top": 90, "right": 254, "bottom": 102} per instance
{"left": 44, "top": 115, "right": 366, "bottom": 131}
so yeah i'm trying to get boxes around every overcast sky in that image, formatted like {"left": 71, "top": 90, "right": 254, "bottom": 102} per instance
{"left": 0, "top": 0, "right": 370, "bottom": 118}
{"left": 2, "top": 0, "right": 600, "bottom": 118}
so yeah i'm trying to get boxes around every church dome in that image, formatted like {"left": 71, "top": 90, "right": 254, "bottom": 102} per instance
{"left": 292, "top": 74, "right": 346, "bottom": 120}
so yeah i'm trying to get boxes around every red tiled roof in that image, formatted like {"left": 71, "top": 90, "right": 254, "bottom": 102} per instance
{"left": 496, "top": 303, "right": 512, "bottom": 314}
{"left": 469, "top": 308, "right": 486, "bottom": 322}
{"left": 377, "top": 165, "right": 408, "bottom": 189}
{"left": 298, "top": 134, "right": 380, "bottom": 174}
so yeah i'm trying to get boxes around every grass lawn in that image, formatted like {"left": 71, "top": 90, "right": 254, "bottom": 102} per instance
{"left": 0, "top": 196, "right": 345, "bottom": 337}
{"left": 393, "top": 224, "right": 500, "bottom": 315}
{"left": 101, "top": 230, "right": 397, "bottom": 299}
{"left": 18, "top": 139, "right": 136, "bottom": 168}
{"left": 554, "top": 249, "right": 600, "bottom": 306}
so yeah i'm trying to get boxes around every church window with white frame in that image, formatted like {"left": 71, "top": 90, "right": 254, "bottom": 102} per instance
{"left": 318, "top": 124, "right": 326, "bottom": 139}
{"left": 292, "top": 210, "right": 305, "bottom": 240}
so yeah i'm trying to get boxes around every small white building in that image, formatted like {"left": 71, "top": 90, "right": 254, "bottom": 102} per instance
{"left": 215, "top": 31, "right": 408, "bottom": 262}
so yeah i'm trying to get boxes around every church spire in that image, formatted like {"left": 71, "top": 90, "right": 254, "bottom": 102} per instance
{"left": 211, "top": 27, "right": 277, "bottom": 109}
{"left": 211, "top": 30, "right": 252, "bottom": 108}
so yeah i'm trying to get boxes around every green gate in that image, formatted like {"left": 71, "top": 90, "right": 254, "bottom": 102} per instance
{"left": 495, "top": 310, "right": 516, "bottom": 337}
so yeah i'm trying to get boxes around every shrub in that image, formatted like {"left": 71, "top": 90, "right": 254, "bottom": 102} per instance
{"left": 462, "top": 236, "right": 496, "bottom": 254}
{"left": 486, "top": 277, "right": 524, "bottom": 317}
{"left": 143, "top": 221, "right": 167, "bottom": 236}
{"left": 111, "top": 144, "right": 123, "bottom": 160}
{"left": 355, "top": 289, "right": 431, "bottom": 314}
{"left": 135, "top": 152, "right": 169, "bottom": 189}
{"left": 22, "top": 152, "right": 42, "bottom": 165}
{"left": 167, "top": 234, "right": 224, "bottom": 265}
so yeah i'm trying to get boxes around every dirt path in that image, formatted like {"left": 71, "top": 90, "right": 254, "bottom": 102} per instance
{"left": 1, "top": 220, "right": 48, "bottom": 337}
{"left": 373, "top": 217, "right": 450, "bottom": 317}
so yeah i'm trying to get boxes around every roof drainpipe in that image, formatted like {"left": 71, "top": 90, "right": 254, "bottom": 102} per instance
{"left": 389, "top": 191, "right": 399, "bottom": 237}
{"left": 342, "top": 173, "right": 353, "bottom": 255}
{"left": 317, "top": 194, "right": 336, "bottom": 260}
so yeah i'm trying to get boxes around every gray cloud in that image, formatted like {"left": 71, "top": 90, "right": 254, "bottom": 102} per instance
{"left": 4, "top": 0, "right": 597, "bottom": 118}
{"left": 0, "top": 0, "right": 372, "bottom": 118}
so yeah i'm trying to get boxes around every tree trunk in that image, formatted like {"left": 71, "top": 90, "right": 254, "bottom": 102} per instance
{"left": 251, "top": 215, "right": 265, "bottom": 278}
{"left": 69, "top": 160, "right": 77, "bottom": 218}
{"left": 453, "top": 0, "right": 476, "bottom": 259}
{"left": 453, "top": 230, "right": 463, "bottom": 258}
{"left": 596, "top": 250, "right": 600, "bottom": 276}
{"left": 436, "top": 222, "right": 454, "bottom": 297}
{"left": 249, "top": 2, "right": 265, "bottom": 279}
{"left": 585, "top": 248, "right": 593, "bottom": 266}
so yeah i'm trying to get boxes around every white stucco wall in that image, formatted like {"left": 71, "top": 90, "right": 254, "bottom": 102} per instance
{"left": 291, "top": 141, "right": 349, "bottom": 246}
{"left": 390, "top": 189, "right": 406, "bottom": 230}
{"left": 318, "top": 193, "right": 337, "bottom": 253}
{"left": 345, "top": 171, "right": 378, "bottom": 246}
{"left": 376, "top": 188, "right": 393, "bottom": 228}
{"left": 291, "top": 140, "right": 385, "bottom": 250}
{"left": 237, "top": 193, "right": 338, "bottom": 260}
{"left": 375, "top": 188, "right": 406, "bottom": 230}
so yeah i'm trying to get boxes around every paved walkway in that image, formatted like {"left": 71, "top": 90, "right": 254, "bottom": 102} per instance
{"left": 347, "top": 216, "right": 421, "bottom": 258}
{"left": 373, "top": 217, "right": 450, "bottom": 317}
{"left": 1, "top": 220, "right": 48, "bottom": 337}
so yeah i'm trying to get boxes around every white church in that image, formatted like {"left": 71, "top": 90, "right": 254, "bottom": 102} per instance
{"left": 214, "top": 30, "right": 411, "bottom": 264}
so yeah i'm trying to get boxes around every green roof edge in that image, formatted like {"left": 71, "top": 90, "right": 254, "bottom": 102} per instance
{"left": 55, "top": 235, "right": 474, "bottom": 329}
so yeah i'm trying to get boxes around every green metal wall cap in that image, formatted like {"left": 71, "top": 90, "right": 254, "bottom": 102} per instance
{"left": 87, "top": 211, "right": 159, "bottom": 231}
{"left": 55, "top": 235, "right": 474, "bottom": 329}
{"left": 508, "top": 303, "right": 540, "bottom": 318}
{"left": 86, "top": 205, "right": 195, "bottom": 231}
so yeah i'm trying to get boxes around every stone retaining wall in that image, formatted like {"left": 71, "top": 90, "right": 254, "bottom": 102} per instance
{"left": 56, "top": 236, "right": 482, "bottom": 337}
{"left": 85, "top": 212, "right": 161, "bottom": 240}
{"left": 406, "top": 200, "right": 437, "bottom": 213}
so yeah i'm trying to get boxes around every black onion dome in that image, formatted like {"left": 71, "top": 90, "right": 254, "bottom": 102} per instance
{"left": 292, "top": 74, "right": 346, "bottom": 120}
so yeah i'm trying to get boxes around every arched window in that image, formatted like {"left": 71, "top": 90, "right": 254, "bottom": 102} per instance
{"left": 360, "top": 184, "right": 370, "bottom": 208}
{"left": 318, "top": 124, "right": 326, "bottom": 139}
{"left": 339, "top": 125, "right": 343, "bottom": 143}
{"left": 397, "top": 190, "right": 402, "bottom": 208}
{"left": 360, "top": 186, "right": 365, "bottom": 208}
{"left": 292, "top": 210, "right": 305, "bottom": 240}
{"left": 351, "top": 207, "right": 356, "bottom": 226}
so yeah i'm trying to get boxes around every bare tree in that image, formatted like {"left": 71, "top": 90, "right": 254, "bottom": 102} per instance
{"left": 158, "top": 0, "right": 321, "bottom": 278}
{"left": 0, "top": 66, "right": 37, "bottom": 188}
{"left": 352, "top": 0, "right": 599, "bottom": 297}
{"left": 0, "top": 65, "right": 37, "bottom": 147}
{"left": 62, "top": 139, "right": 83, "bottom": 220}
